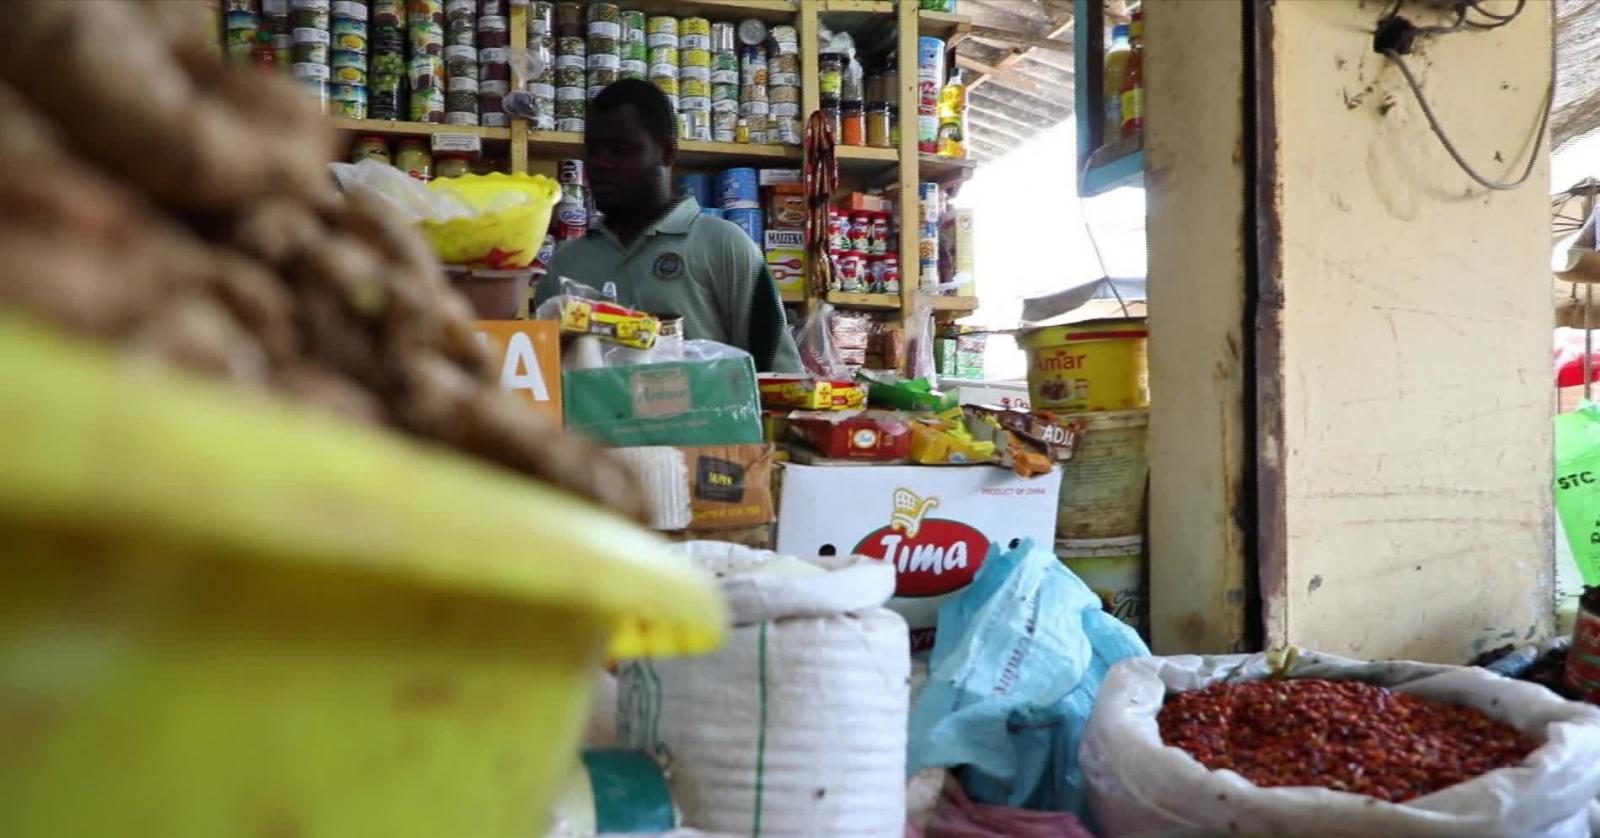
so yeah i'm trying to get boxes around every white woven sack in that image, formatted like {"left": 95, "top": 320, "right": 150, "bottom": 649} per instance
{"left": 618, "top": 543, "right": 909, "bottom": 838}
{"left": 1081, "top": 652, "right": 1600, "bottom": 838}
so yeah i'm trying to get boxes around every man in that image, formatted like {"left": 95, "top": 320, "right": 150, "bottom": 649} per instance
{"left": 534, "top": 79, "right": 802, "bottom": 373}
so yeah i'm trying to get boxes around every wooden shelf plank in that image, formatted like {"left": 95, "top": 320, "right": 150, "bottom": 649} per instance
{"left": 330, "top": 117, "right": 513, "bottom": 140}
{"left": 617, "top": 0, "right": 797, "bottom": 22}
{"left": 827, "top": 291, "right": 900, "bottom": 310}
{"left": 918, "top": 10, "right": 972, "bottom": 43}
{"left": 837, "top": 144, "right": 899, "bottom": 177}
{"left": 930, "top": 295, "right": 980, "bottom": 312}
{"left": 677, "top": 139, "right": 800, "bottom": 169}
{"left": 919, "top": 153, "right": 979, "bottom": 183}
{"left": 527, "top": 130, "right": 584, "bottom": 159}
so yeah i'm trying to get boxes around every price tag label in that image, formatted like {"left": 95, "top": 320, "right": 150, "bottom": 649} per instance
{"left": 431, "top": 133, "right": 482, "bottom": 155}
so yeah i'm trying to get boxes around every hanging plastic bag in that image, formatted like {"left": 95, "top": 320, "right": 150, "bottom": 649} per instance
{"left": 906, "top": 539, "right": 1149, "bottom": 818}
{"left": 793, "top": 302, "right": 851, "bottom": 379}
{"left": 905, "top": 292, "right": 937, "bottom": 382}
{"left": 1081, "top": 652, "right": 1600, "bottom": 838}
{"left": 1554, "top": 402, "right": 1600, "bottom": 587}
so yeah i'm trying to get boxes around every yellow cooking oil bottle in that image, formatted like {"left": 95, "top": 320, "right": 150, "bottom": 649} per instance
{"left": 936, "top": 68, "right": 967, "bottom": 159}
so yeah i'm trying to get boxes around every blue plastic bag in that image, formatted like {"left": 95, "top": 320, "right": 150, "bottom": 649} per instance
{"left": 907, "top": 539, "right": 1149, "bottom": 816}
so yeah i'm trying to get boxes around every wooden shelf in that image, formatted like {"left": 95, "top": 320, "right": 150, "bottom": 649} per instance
{"left": 918, "top": 10, "right": 972, "bottom": 43}
{"left": 526, "top": 129, "right": 583, "bottom": 159}
{"left": 780, "top": 289, "right": 807, "bottom": 303}
{"left": 837, "top": 144, "right": 899, "bottom": 177}
{"left": 330, "top": 117, "right": 512, "bottom": 141}
{"left": 930, "top": 295, "right": 979, "bottom": 312}
{"left": 678, "top": 139, "right": 800, "bottom": 169}
{"left": 617, "top": 0, "right": 797, "bottom": 22}
{"left": 919, "top": 153, "right": 978, "bottom": 183}
{"left": 827, "top": 292, "right": 900, "bottom": 310}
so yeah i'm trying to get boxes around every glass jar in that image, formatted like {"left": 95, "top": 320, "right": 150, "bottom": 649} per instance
{"left": 840, "top": 100, "right": 865, "bottom": 146}
{"left": 350, "top": 134, "right": 391, "bottom": 164}
{"left": 394, "top": 138, "right": 433, "bottom": 181}
{"left": 819, "top": 95, "right": 840, "bottom": 142}
{"left": 434, "top": 151, "right": 471, "bottom": 179}
{"left": 887, "top": 102, "right": 899, "bottom": 146}
{"left": 866, "top": 103, "right": 890, "bottom": 148}
{"left": 818, "top": 52, "right": 843, "bottom": 99}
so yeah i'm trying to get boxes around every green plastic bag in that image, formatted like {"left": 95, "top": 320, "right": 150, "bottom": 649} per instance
{"left": 1554, "top": 403, "right": 1600, "bottom": 587}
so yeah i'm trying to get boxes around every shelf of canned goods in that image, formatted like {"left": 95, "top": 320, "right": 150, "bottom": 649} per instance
{"left": 230, "top": 0, "right": 981, "bottom": 323}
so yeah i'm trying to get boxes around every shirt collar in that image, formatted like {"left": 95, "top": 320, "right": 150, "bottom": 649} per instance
{"left": 590, "top": 196, "right": 700, "bottom": 248}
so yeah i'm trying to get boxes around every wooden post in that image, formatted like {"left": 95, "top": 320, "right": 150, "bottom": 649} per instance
{"left": 896, "top": 0, "right": 920, "bottom": 345}
{"left": 509, "top": 2, "right": 528, "bottom": 174}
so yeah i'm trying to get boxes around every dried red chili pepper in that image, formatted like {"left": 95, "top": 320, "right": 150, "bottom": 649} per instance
{"left": 1157, "top": 678, "right": 1538, "bottom": 803}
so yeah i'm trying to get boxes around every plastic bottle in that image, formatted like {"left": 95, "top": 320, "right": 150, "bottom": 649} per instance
{"left": 1102, "top": 24, "right": 1131, "bottom": 144}
{"left": 1119, "top": 11, "right": 1144, "bottom": 140}
{"left": 936, "top": 68, "right": 967, "bottom": 159}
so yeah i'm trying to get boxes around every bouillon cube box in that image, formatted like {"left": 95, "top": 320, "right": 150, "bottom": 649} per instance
{"left": 563, "top": 354, "right": 763, "bottom": 447}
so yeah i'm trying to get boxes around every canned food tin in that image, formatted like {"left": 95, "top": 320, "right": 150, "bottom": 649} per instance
{"left": 681, "top": 77, "right": 709, "bottom": 98}
{"left": 621, "top": 60, "right": 646, "bottom": 80}
{"left": 828, "top": 210, "right": 848, "bottom": 252}
{"left": 711, "top": 22, "right": 736, "bottom": 52}
{"left": 882, "top": 255, "right": 901, "bottom": 293}
{"left": 409, "top": 87, "right": 445, "bottom": 122}
{"left": 652, "top": 76, "right": 679, "bottom": 97}
{"left": 588, "top": 51, "right": 620, "bottom": 71}
{"left": 292, "top": 61, "right": 331, "bottom": 82}
{"left": 557, "top": 117, "right": 585, "bottom": 132}
{"left": 847, "top": 213, "right": 871, "bottom": 251}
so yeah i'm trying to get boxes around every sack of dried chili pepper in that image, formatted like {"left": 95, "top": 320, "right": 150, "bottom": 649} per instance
{"left": 1080, "top": 652, "right": 1600, "bottom": 838}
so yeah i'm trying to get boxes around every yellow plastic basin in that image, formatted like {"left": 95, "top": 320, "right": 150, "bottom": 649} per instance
{"left": 424, "top": 172, "right": 560, "bottom": 269}
{"left": 0, "top": 317, "right": 724, "bottom": 838}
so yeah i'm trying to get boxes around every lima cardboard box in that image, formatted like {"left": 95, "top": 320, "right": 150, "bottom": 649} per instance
{"left": 775, "top": 464, "right": 1062, "bottom": 651}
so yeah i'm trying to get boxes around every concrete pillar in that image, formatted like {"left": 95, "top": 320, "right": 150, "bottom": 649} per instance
{"left": 1258, "top": 0, "right": 1554, "bottom": 661}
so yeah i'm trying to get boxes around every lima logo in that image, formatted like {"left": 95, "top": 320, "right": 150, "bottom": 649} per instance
{"left": 852, "top": 489, "right": 987, "bottom": 598}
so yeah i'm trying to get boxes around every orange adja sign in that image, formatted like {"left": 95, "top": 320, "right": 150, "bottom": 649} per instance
{"left": 473, "top": 321, "right": 562, "bottom": 421}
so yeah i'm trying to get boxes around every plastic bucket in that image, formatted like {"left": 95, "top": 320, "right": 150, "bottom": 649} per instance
{"left": 1056, "top": 536, "right": 1145, "bottom": 634}
{"left": 1020, "top": 318, "right": 1149, "bottom": 413}
{"left": 1053, "top": 409, "right": 1149, "bottom": 540}
{"left": 0, "top": 319, "right": 724, "bottom": 838}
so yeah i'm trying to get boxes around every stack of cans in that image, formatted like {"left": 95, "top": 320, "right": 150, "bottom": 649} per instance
{"left": 767, "top": 24, "right": 800, "bottom": 145}
{"left": 554, "top": 33, "right": 586, "bottom": 131}
{"left": 224, "top": 0, "right": 260, "bottom": 64}
{"left": 290, "top": 0, "right": 331, "bottom": 112}
{"left": 709, "top": 23, "right": 739, "bottom": 142}
{"left": 408, "top": 0, "right": 445, "bottom": 122}
{"left": 647, "top": 16, "right": 679, "bottom": 112}
{"left": 678, "top": 17, "right": 711, "bottom": 142}
{"left": 586, "top": 3, "right": 621, "bottom": 101}
{"left": 619, "top": 10, "right": 647, "bottom": 80}
{"left": 442, "top": 0, "right": 478, "bottom": 124}
{"left": 524, "top": 1, "right": 556, "bottom": 129}
{"left": 917, "top": 182, "right": 943, "bottom": 288}
{"left": 479, "top": 0, "right": 510, "bottom": 126}
{"left": 368, "top": 0, "right": 404, "bottom": 119}
{"left": 328, "top": 1, "right": 368, "bottom": 118}
{"left": 261, "top": 0, "right": 292, "bottom": 66}
{"left": 739, "top": 44, "right": 769, "bottom": 145}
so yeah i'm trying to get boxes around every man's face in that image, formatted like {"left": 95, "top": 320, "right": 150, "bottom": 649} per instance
{"left": 585, "top": 104, "right": 668, "bottom": 215}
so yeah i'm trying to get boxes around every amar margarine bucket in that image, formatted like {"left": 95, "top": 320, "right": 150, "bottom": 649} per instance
{"left": 1020, "top": 318, "right": 1149, "bottom": 413}
{"left": 1052, "top": 409, "right": 1149, "bottom": 540}
{"left": 1056, "top": 536, "right": 1146, "bottom": 635}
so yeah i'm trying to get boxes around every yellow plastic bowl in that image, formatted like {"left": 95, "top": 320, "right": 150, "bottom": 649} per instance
{"left": 423, "top": 172, "right": 560, "bottom": 269}
{"left": 0, "top": 318, "right": 723, "bottom": 838}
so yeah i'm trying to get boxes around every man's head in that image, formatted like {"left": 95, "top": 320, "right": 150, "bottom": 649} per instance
{"left": 586, "top": 79, "right": 677, "bottom": 220}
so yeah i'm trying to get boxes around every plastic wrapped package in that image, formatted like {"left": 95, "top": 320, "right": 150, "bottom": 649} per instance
{"left": 562, "top": 341, "right": 763, "bottom": 447}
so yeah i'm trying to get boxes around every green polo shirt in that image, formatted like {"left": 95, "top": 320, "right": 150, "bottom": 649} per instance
{"left": 533, "top": 196, "right": 801, "bottom": 373}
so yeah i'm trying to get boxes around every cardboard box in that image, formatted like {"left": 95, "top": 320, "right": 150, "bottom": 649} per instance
{"left": 474, "top": 320, "right": 562, "bottom": 420}
{"left": 940, "top": 207, "right": 976, "bottom": 297}
{"left": 564, "top": 355, "right": 763, "bottom": 447}
{"left": 776, "top": 464, "right": 1062, "bottom": 651}
{"left": 955, "top": 379, "right": 1032, "bottom": 412}
{"left": 765, "top": 228, "right": 804, "bottom": 295}
{"left": 617, "top": 443, "right": 776, "bottom": 532}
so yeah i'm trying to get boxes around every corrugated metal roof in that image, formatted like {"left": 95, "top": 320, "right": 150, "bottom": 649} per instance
{"left": 957, "top": 0, "right": 1600, "bottom": 166}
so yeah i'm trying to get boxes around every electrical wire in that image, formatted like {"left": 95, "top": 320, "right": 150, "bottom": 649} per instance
{"left": 1463, "top": 0, "right": 1525, "bottom": 26}
{"left": 1381, "top": 35, "right": 1553, "bottom": 191}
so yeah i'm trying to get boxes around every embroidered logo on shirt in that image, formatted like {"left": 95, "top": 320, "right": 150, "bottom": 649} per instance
{"left": 652, "top": 252, "right": 685, "bottom": 281}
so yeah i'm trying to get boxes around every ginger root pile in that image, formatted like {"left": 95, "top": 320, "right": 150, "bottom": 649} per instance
{"left": 0, "top": 1, "right": 646, "bottom": 523}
